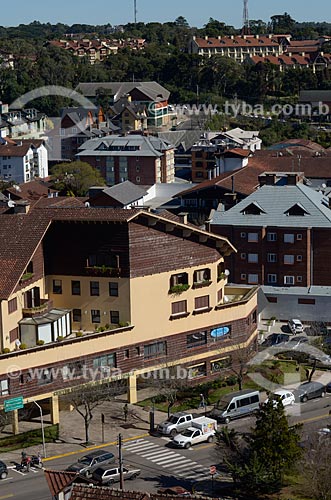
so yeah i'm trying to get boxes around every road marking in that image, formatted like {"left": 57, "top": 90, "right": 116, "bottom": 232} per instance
{"left": 174, "top": 461, "right": 200, "bottom": 471}
{"left": 154, "top": 455, "right": 187, "bottom": 465}
{"left": 149, "top": 452, "right": 178, "bottom": 462}
{"left": 124, "top": 443, "right": 156, "bottom": 452}
{"left": 139, "top": 449, "right": 175, "bottom": 459}
{"left": 43, "top": 433, "right": 149, "bottom": 462}
{"left": 162, "top": 458, "right": 193, "bottom": 468}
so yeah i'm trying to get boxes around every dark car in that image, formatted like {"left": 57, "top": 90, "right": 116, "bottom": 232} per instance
{"left": 0, "top": 460, "right": 8, "bottom": 480}
{"left": 293, "top": 381, "right": 326, "bottom": 403}
{"left": 262, "top": 333, "right": 290, "bottom": 347}
{"left": 326, "top": 381, "right": 331, "bottom": 393}
{"left": 66, "top": 450, "right": 115, "bottom": 477}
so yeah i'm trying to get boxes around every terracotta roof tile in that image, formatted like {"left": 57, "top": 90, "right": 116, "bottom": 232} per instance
{"left": 44, "top": 470, "right": 77, "bottom": 496}
{"left": 194, "top": 35, "right": 280, "bottom": 48}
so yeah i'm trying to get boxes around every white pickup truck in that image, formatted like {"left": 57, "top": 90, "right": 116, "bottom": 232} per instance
{"left": 172, "top": 416, "right": 217, "bottom": 449}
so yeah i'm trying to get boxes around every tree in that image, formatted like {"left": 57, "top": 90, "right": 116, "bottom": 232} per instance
{"left": 222, "top": 400, "right": 303, "bottom": 494}
{"left": 62, "top": 380, "right": 126, "bottom": 444}
{"left": 269, "top": 13, "right": 296, "bottom": 34}
{"left": 51, "top": 161, "right": 106, "bottom": 196}
{"left": 174, "top": 16, "right": 189, "bottom": 28}
{"left": 301, "top": 428, "right": 331, "bottom": 500}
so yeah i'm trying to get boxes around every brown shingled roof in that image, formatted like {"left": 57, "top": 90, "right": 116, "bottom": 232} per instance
{"left": 44, "top": 470, "right": 77, "bottom": 496}
{"left": 194, "top": 35, "right": 280, "bottom": 48}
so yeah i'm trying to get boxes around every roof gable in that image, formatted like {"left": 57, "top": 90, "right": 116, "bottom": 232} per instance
{"left": 241, "top": 201, "right": 266, "bottom": 215}
{"left": 285, "top": 203, "right": 310, "bottom": 216}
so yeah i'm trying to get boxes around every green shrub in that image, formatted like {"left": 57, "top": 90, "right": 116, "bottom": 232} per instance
{"left": 36, "top": 339, "right": 45, "bottom": 346}
{"left": 57, "top": 336, "right": 64, "bottom": 342}
{"left": 19, "top": 343, "right": 27, "bottom": 350}
{"left": 1, "top": 348, "right": 10, "bottom": 354}
{"left": 226, "top": 375, "right": 237, "bottom": 386}
{"left": 76, "top": 331, "right": 83, "bottom": 337}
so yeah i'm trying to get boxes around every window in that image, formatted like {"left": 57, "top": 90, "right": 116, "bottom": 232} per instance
{"left": 267, "top": 232, "right": 277, "bottom": 242}
{"left": 297, "top": 255, "right": 303, "bottom": 262}
{"left": 9, "top": 327, "right": 19, "bottom": 343}
{"left": 8, "top": 297, "right": 17, "bottom": 314}
{"left": 297, "top": 276, "right": 303, "bottom": 283}
{"left": 267, "top": 297, "right": 278, "bottom": 303}
{"left": 109, "top": 282, "right": 119, "bottom": 297}
{"left": 171, "top": 300, "right": 187, "bottom": 315}
{"left": 170, "top": 273, "right": 188, "bottom": 288}
{"left": 110, "top": 310, "right": 120, "bottom": 324}
{"left": 298, "top": 298, "right": 315, "bottom": 305}
{"left": 217, "top": 289, "right": 223, "bottom": 303}
{"left": 193, "top": 268, "right": 211, "bottom": 284}
{"left": 297, "top": 234, "right": 303, "bottom": 241}
{"left": 62, "top": 361, "right": 84, "bottom": 380}
{"left": 124, "top": 349, "right": 130, "bottom": 359}
{"left": 248, "top": 233, "right": 258, "bottom": 242}
{"left": 188, "top": 363, "right": 206, "bottom": 379}
{"left": 284, "top": 233, "right": 295, "bottom": 243}
{"left": 267, "top": 253, "right": 277, "bottom": 263}
{"left": 144, "top": 341, "right": 167, "bottom": 359}
{"left": 136, "top": 176, "right": 141, "bottom": 183}
{"left": 194, "top": 295, "right": 210, "bottom": 310}
{"left": 53, "top": 279, "right": 62, "bottom": 294}
{"left": 73, "top": 309, "right": 82, "bottom": 322}
{"left": 210, "top": 357, "right": 231, "bottom": 373}
{"left": 135, "top": 346, "right": 142, "bottom": 356}
{"left": 71, "top": 280, "right": 81, "bottom": 295}
{"left": 38, "top": 368, "right": 53, "bottom": 385}
{"left": 241, "top": 273, "right": 247, "bottom": 280}
{"left": 187, "top": 331, "right": 207, "bottom": 348}
{"left": 267, "top": 274, "right": 277, "bottom": 284}
{"left": 284, "top": 276, "right": 295, "bottom": 285}
{"left": 90, "top": 281, "right": 100, "bottom": 296}
{"left": 240, "top": 253, "right": 246, "bottom": 260}
{"left": 284, "top": 255, "right": 295, "bottom": 265}
{"left": 93, "top": 353, "right": 116, "bottom": 370}
{"left": 248, "top": 274, "right": 259, "bottom": 284}
{"left": 91, "top": 309, "right": 101, "bottom": 323}
{"left": 0, "top": 379, "right": 9, "bottom": 396}
{"left": 248, "top": 253, "right": 258, "bottom": 263}
{"left": 240, "top": 232, "right": 246, "bottom": 238}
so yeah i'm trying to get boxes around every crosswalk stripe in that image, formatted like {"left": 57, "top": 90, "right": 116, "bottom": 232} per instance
{"left": 153, "top": 455, "right": 187, "bottom": 465}
{"left": 173, "top": 461, "right": 200, "bottom": 471}
{"left": 162, "top": 458, "right": 192, "bottom": 468}
{"left": 180, "top": 470, "right": 206, "bottom": 479}
{"left": 138, "top": 448, "right": 170, "bottom": 458}
{"left": 124, "top": 443, "right": 155, "bottom": 452}
{"left": 149, "top": 452, "right": 178, "bottom": 462}
{"left": 130, "top": 445, "right": 160, "bottom": 455}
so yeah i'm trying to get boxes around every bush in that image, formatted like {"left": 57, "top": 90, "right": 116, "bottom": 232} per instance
{"left": 36, "top": 340, "right": 45, "bottom": 346}
{"left": 76, "top": 331, "right": 83, "bottom": 337}
{"left": 1, "top": 348, "right": 10, "bottom": 354}
{"left": 119, "top": 321, "right": 130, "bottom": 328}
{"left": 57, "top": 336, "right": 64, "bottom": 342}
{"left": 226, "top": 375, "right": 238, "bottom": 386}
{"left": 19, "top": 343, "right": 27, "bottom": 350}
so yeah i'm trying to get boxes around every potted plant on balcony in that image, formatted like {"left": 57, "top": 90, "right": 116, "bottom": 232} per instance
{"left": 169, "top": 284, "right": 190, "bottom": 295}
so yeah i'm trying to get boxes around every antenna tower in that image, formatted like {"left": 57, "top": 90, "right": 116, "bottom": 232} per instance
{"left": 134, "top": 0, "right": 137, "bottom": 24}
{"left": 242, "top": 0, "right": 250, "bottom": 34}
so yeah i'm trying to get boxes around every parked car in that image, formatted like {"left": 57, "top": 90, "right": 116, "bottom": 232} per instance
{"left": 208, "top": 389, "right": 260, "bottom": 424}
{"left": 92, "top": 465, "right": 141, "bottom": 485}
{"left": 66, "top": 450, "right": 115, "bottom": 477}
{"left": 288, "top": 319, "right": 304, "bottom": 335}
{"left": 286, "top": 336, "right": 309, "bottom": 348}
{"left": 262, "top": 333, "right": 290, "bottom": 347}
{"left": 293, "top": 381, "right": 326, "bottom": 403}
{"left": 265, "top": 390, "right": 295, "bottom": 407}
{"left": 157, "top": 412, "right": 194, "bottom": 437}
{"left": 326, "top": 381, "right": 331, "bottom": 393}
{"left": 0, "top": 460, "right": 8, "bottom": 480}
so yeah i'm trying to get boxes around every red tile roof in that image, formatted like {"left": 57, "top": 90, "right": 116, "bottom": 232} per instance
{"left": 194, "top": 35, "right": 280, "bottom": 48}
{"left": 44, "top": 470, "right": 77, "bottom": 496}
{"left": 221, "top": 148, "right": 252, "bottom": 158}
{"left": 6, "top": 180, "right": 57, "bottom": 203}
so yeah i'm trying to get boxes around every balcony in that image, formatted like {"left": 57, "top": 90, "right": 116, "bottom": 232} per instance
{"left": 22, "top": 299, "right": 53, "bottom": 318}
{"left": 85, "top": 266, "right": 121, "bottom": 278}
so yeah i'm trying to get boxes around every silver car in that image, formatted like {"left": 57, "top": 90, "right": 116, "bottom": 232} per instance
{"left": 92, "top": 465, "right": 141, "bottom": 485}
{"left": 66, "top": 450, "right": 115, "bottom": 477}
{"left": 288, "top": 319, "right": 304, "bottom": 335}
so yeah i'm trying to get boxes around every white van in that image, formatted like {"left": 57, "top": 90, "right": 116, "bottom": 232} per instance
{"left": 208, "top": 389, "right": 260, "bottom": 424}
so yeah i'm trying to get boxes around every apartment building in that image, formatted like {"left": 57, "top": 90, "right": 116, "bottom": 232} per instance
{"left": 209, "top": 173, "right": 331, "bottom": 287}
{"left": 77, "top": 134, "right": 175, "bottom": 185}
{"left": 189, "top": 34, "right": 285, "bottom": 62}
{"left": 0, "top": 206, "right": 258, "bottom": 431}
{"left": 0, "top": 138, "right": 48, "bottom": 183}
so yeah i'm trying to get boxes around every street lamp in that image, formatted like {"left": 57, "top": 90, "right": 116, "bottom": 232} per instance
{"left": 31, "top": 400, "right": 46, "bottom": 458}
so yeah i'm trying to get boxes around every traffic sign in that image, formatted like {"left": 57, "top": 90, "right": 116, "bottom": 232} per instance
{"left": 4, "top": 396, "right": 24, "bottom": 412}
{"left": 210, "top": 465, "right": 217, "bottom": 475}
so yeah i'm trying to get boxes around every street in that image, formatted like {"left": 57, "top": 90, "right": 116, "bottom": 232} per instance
{"left": 0, "top": 393, "right": 330, "bottom": 500}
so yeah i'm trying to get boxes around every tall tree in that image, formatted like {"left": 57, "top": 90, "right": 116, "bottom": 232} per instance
{"left": 51, "top": 161, "right": 105, "bottom": 196}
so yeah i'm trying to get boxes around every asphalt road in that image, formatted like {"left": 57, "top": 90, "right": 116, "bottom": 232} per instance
{"left": 1, "top": 394, "right": 331, "bottom": 500}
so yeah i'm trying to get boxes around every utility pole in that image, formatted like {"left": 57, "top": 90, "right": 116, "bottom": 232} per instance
{"left": 242, "top": 0, "right": 250, "bottom": 34}
{"left": 134, "top": 0, "right": 137, "bottom": 24}
{"left": 118, "top": 433, "right": 124, "bottom": 490}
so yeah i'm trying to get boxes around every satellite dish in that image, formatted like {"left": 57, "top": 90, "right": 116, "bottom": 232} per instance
{"left": 84, "top": 201, "right": 90, "bottom": 208}
{"left": 322, "top": 183, "right": 327, "bottom": 189}
{"left": 224, "top": 269, "right": 230, "bottom": 276}
{"left": 7, "top": 200, "right": 15, "bottom": 208}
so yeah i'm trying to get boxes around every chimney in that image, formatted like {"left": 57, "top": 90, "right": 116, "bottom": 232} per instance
{"left": 205, "top": 36, "right": 208, "bottom": 41}
{"left": 258, "top": 174, "right": 267, "bottom": 187}
{"left": 265, "top": 173, "right": 276, "bottom": 186}
{"left": 287, "top": 173, "right": 298, "bottom": 186}
{"left": 178, "top": 212, "right": 188, "bottom": 224}
{"left": 255, "top": 34, "right": 259, "bottom": 39}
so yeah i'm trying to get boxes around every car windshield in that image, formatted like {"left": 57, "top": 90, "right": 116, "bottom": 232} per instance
{"left": 271, "top": 394, "right": 282, "bottom": 401}
{"left": 216, "top": 398, "right": 230, "bottom": 410}
{"left": 93, "top": 467, "right": 104, "bottom": 476}
{"left": 78, "top": 457, "right": 92, "bottom": 465}
{"left": 168, "top": 415, "right": 179, "bottom": 424}
{"left": 181, "top": 429, "right": 194, "bottom": 437}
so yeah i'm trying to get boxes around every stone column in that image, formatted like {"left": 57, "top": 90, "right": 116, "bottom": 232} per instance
{"left": 12, "top": 409, "right": 19, "bottom": 435}
{"left": 50, "top": 395, "right": 60, "bottom": 425}
{"left": 127, "top": 373, "right": 137, "bottom": 404}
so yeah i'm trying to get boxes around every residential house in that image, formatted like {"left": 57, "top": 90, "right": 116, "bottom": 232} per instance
{"left": 88, "top": 181, "right": 148, "bottom": 208}
{"left": 76, "top": 82, "right": 171, "bottom": 129}
{"left": 109, "top": 95, "right": 148, "bottom": 133}
{"left": 0, "top": 205, "right": 258, "bottom": 432}
{"left": 0, "top": 138, "right": 48, "bottom": 184}
{"left": 209, "top": 172, "right": 331, "bottom": 288}
{"left": 0, "top": 105, "right": 47, "bottom": 140}
{"left": 76, "top": 134, "right": 175, "bottom": 185}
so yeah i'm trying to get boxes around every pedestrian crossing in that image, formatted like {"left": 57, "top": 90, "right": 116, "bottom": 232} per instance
{"left": 123, "top": 438, "right": 211, "bottom": 482}
{"left": 7, "top": 464, "right": 42, "bottom": 476}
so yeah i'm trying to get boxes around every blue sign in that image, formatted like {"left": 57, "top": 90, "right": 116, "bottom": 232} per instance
{"left": 4, "top": 396, "right": 24, "bottom": 412}
{"left": 211, "top": 326, "right": 230, "bottom": 339}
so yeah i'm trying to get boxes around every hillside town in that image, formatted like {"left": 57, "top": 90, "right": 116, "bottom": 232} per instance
{"left": 0, "top": 2, "right": 331, "bottom": 500}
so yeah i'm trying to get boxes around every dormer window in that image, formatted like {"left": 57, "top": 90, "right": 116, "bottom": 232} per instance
{"left": 241, "top": 202, "right": 266, "bottom": 215}
{"left": 285, "top": 204, "right": 310, "bottom": 216}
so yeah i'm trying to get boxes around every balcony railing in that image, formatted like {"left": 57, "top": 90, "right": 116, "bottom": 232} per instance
{"left": 85, "top": 266, "right": 121, "bottom": 277}
{"left": 22, "top": 299, "right": 53, "bottom": 318}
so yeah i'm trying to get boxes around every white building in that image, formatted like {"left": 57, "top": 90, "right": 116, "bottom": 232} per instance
{"left": 0, "top": 138, "right": 48, "bottom": 184}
